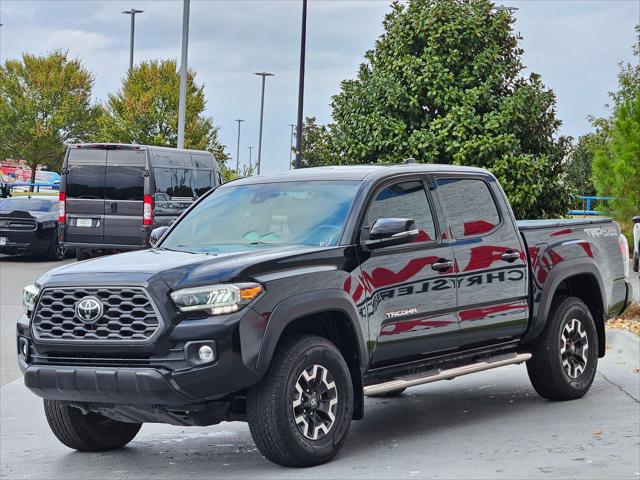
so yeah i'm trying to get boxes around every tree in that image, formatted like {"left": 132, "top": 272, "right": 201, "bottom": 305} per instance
{"left": 294, "top": 117, "right": 337, "bottom": 168}
{"left": 96, "top": 59, "right": 229, "bottom": 166}
{"left": 0, "top": 51, "right": 98, "bottom": 185}
{"left": 328, "top": 0, "right": 572, "bottom": 219}
{"left": 564, "top": 133, "right": 604, "bottom": 197}
{"left": 592, "top": 25, "right": 639, "bottom": 236}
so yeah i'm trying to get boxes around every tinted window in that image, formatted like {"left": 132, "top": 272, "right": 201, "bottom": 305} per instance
{"left": 106, "top": 149, "right": 146, "bottom": 165}
{"left": 436, "top": 178, "right": 500, "bottom": 237}
{"left": 153, "top": 167, "right": 197, "bottom": 199}
{"left": 67, "top": 148, "right": 106, "bottom": 164}
{"left": 0, "top": 197, "right": 58, "bottom": 213}
{"left": 104, "top": 166, "right": 144, "bottom": 201}
{"left": 365, "top": 181, "right": 436, "bottom": 242}
{"left": 173, "top": 169, "right": 194, "bottom": 198}
{"left": 66, "top": 165, "right": 105, "bottom": 199}
{"left": 153, "top": 167, "right": 175, "bottom": 198}
{"left": 193, "top": 169, "right": 214, "bottom": 197}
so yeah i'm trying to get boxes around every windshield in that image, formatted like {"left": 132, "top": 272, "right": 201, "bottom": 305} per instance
{"left": 161, "top": 180, "right": 360, "bottom": 253}
{"left": 0, "top": 197, "right": 57, "bottom": 213}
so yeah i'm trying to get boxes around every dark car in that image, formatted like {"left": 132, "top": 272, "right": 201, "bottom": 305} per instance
{"left": 0, "top": 195, "right": 67, "bottom": 260}
{"left": 58, "top": 143, "right": 222, "bottom": 261}
{"left": 17, "top": 165, "right": 631, "bottom": 467}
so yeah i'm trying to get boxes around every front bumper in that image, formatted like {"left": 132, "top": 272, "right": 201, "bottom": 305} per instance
{"left": 17, "top": 306, "right": 264, "bottom": 408}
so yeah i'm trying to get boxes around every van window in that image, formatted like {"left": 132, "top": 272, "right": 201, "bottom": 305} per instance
{"left": 193, "top": 169, "right": 214, "bottom": 197}
{"left": 173, "top": 169, "right": 193, "bottom": 197}
{"left": 153, "top": 167, "right": 195, "bottom": 199}
{"left": 66, "top": 165, "right": 105, "bottom": 199}
{"left": 104, "top": 166, "right": 145, "bottom": 201}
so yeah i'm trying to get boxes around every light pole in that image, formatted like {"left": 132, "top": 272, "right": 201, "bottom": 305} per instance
{"left": 294, "top": 0, "right": 308, "bottom": 169}
{"left": 235, "top": 119, "right": 244, "bottom": 172}
{"left": 177, "top": 0, "right": 191, "bottom": 149}
{"left": 288, "top": 124, "right": 296, "bottom": 170}
{"left": 248, "top": 146, "right": 255, "bottom": 173}
{"left": 254, "top": 72, "right": 274, "bottom": 175}
{"left": 122, "top": 9, "right": 144, "bottom": 73}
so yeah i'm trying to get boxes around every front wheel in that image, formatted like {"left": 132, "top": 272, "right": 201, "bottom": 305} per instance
{"left": 44, "top": 400, "right": 141, "bottom": 451}
{"left": 247, "top": 335, "right": 354, "bottom": 467}
{"left": 526, "top": 296, "right": 598, "bottom": 401}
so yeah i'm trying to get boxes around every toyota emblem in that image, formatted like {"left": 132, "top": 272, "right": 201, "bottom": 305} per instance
{"left": 75, "top": 296, "right": 104, "bottom": 323}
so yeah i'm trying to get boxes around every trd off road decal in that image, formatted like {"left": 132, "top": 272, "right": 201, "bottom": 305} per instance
{"left": 584, "top": 225, "right": 617, "bottom": 238}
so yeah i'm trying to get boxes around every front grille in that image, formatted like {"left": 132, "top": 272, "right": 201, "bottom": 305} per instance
{"left": 0, "top": 217, "right": 36, "bottom": 231}
{"left": 32, "top": 287, "right": 162, "bottom": 343}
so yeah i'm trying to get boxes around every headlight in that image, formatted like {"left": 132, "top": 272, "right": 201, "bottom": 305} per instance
{"left": 23, "top": 284, "right": 40, "bottom": 312}
{"left": 170, "top": 283, "right": 263, "bottom": 315}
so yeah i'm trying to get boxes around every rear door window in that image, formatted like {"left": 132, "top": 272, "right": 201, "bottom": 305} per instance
{"left": 104, "top": 166, "right": 144, "bottom": 201}
{"left": 193, "top": 169, "right": 214, "bottom": 197}
{"left": 436, "top": 178, "right": 501, "bottom": 237}
{"left": 66, "top": 165, "right": 105, "bottom": 199}
{"left": 153, "top": 167, "right": 195, "bottom": 199}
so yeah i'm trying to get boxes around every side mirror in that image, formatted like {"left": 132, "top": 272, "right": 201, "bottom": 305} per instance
{"left": 633, "top": 216, "right": 640, "bottom": 224}
{"left": 362, "top": 218, "right": 418, "bottom": 250}
{"left": 149, "top": 226, "right": 169, "bottom": 247}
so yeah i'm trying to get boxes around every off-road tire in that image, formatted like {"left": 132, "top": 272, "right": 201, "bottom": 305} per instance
{"left": 366, "top": 387, "right": 407, "bottom": 398}
{"left": 527, "top": 296, "right": 598, "bottom": 401}
{"left": 246, "top": 335, "right": 354, "bottom": 467}
{"left": 44, "top": 400, "right": 141, "bottom": 451}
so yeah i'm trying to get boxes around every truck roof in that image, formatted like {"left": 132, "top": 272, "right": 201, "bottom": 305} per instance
{"left": 228, "top": 164, "right": 493, "bottom": 185}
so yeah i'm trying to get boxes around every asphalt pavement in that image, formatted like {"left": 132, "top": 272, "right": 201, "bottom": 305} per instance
{"left": 0, "top": 256, "right": 638, "bottom": 479}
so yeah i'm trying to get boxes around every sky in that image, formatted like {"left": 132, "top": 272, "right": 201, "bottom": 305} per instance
{"left": 1, "top": 0, "right": 638, "bottom": 174}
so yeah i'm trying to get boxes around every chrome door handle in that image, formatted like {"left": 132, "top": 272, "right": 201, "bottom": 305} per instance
{"left": 501, "top": 251, "right": 520, "bottom": 262}
{"left": 431, "top": 259, "right": 454, "bottom": 272}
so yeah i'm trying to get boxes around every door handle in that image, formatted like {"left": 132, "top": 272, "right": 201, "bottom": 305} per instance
{"left": 431, "top": 259, "right": 454, "bottom": 272}
{"left": 501, "top": 250, "right": 520, "bottom": 263}
{"left": 110, "top": 202, "right": 118, "bottom": 213}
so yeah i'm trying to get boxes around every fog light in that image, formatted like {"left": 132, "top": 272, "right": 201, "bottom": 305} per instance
{"left": 18, "top": 337, "right": 30, "bottom": 361}
{"left": 198, "top": 345, "right": 214, "bottom": 362}
{"left": 184, "top": 340, "right": 217, "bottom": 366}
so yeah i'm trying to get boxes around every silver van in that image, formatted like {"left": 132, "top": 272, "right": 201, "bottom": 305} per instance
{"left": 59, "top": 144, "right": 221, "bottom": 260}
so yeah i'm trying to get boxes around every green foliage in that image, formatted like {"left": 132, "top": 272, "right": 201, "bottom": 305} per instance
{"left": 328, "top": 0, "right": 572, "bottom": 219}
{"left": 95, "top": 59, "right": 229, "bottom": 166}
{"left": 220, "top": 163, "right": 255, "bottom": 183}
{"left": 592, "top": 25, "right": 640, "bottom": 236}
{"left": 0, "top": 51, "right": 98, "bottom": 182}
{"left": 565, "top": 133, "right": 606, "bottom": 197}
{"left": 295, "top": 117, "right": 337, "bottom": 168}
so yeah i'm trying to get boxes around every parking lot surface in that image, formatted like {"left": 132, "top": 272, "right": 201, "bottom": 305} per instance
{"left": 1, "top": 256, "right": 638, "bottom": 479}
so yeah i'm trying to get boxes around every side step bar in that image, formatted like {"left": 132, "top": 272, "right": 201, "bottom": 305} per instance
{"left": 364, "top": 353, "right": 532, "bottom": 396}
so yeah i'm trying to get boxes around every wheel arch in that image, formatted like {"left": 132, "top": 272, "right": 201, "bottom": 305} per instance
{"left": 255, "top": 289, "right": 368, "bottom": 420}
{"left": 525, "top": 258, "right": 607, "bottom": 357}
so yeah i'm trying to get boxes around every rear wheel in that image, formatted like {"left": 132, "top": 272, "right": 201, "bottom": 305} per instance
{"left": 44, "top": 400, "right": 141, "bottom": 451}
{"left": 527, "top": 296, "right": 598, "bottom": 401}
{"left": 246, "top": 335, "right": 353, "bottom": 467}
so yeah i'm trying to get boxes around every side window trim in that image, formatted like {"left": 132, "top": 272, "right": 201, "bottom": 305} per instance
{"left": 358, "top": 176, "right": 440, "bottom": 249}
{"left": 432, "top": 174, "right": 503, "bottom": 240}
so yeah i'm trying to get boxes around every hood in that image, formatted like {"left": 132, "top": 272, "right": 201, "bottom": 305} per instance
{"left": 38, "top": 244, "right": 334, "bottom": 289}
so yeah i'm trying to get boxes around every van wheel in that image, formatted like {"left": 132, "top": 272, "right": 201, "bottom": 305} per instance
{"left": 527, "top": 296, "right": 598, "bottom": 401}
{"left": 633, "top": 249, "right": 639, "bottom": 272}
{"left": 246, "top": 335, "right": 353, "bottom": 467}
{"left": 366, "top": 387, "right": 406, "bottom": 398}
{"left": 75, "top": 249, "right": 91, "bottom": 261}
{"left": 44, "top": 400, "right": 141, "bottom": 451}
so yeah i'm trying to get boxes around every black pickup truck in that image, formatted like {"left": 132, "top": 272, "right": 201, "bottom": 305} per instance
{"left": 17, "top": 165, "right": 631, "bottom": 467}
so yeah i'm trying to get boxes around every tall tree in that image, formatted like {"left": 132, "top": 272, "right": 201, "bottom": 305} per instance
{"left": 96, "top": 59, "right": 229, "bottom": 165}
{"left": 295, "top": 117, "right": 336, "bottom": 168}
{"left": 592, "top": 25, "right": 640, "bottom": 235}
{"left": 0, "top": 51, "right": 98, "bottom": 185}
{"left": 564, "top": 133, "right": 605, "bottom": 198}
{"left": 329, "top": 0, "right": 571, "bottom": 219}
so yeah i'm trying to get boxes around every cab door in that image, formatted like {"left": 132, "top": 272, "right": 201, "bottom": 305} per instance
{"left": 434, "top": 176, "right": 529, "bottom": 349}
{"left": 357, "top": 178, "right": 458, "bottom": 368}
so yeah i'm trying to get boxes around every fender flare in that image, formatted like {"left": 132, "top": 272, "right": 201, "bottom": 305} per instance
{"left": 524, "top": 257, "right": 606, "bottom": 345}
{"left": 255, "top": 289, "right": 368, "bottom": 374}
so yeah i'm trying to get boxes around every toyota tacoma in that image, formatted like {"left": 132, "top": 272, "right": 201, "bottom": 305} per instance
{"left": 17, "top": 165, "right": 632, "bottom": 467}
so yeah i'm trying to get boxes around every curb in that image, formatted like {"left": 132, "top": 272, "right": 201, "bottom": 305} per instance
{"left": 605, "top": 328, "right": 640, "bottom": 366}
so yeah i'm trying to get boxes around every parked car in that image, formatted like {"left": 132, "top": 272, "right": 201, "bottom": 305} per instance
{"left": 18, "top": 165, "right": 631, "bottom": 467}
{"left": 633, "top": 215, "right": 639, "bottom": 272}
{"left": 58, "top": 143, "right": 222, "bottom": 261}
{"left": 0, "top": 195, "right": 66, "bottom": 260}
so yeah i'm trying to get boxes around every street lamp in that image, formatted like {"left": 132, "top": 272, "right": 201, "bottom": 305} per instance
{"left": 289, "top": 124, "right": 296, "bottom": 170}
{"left": 254, "top": 72, "right": 274, "bottom": 175}
{"left": 294, "top": 0, "right": 308, "bottom": 169}
{"left": 122, "top": 8, "right": 144, "bottom": 72}
{"left": 177, "top": 0, "right": 191, "bottom": 149}
{"left": 235, "top": 119, "right": 244, "bottom": 172}
{"left": 248, "top": 146, "right": 255, "bottom": 173}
